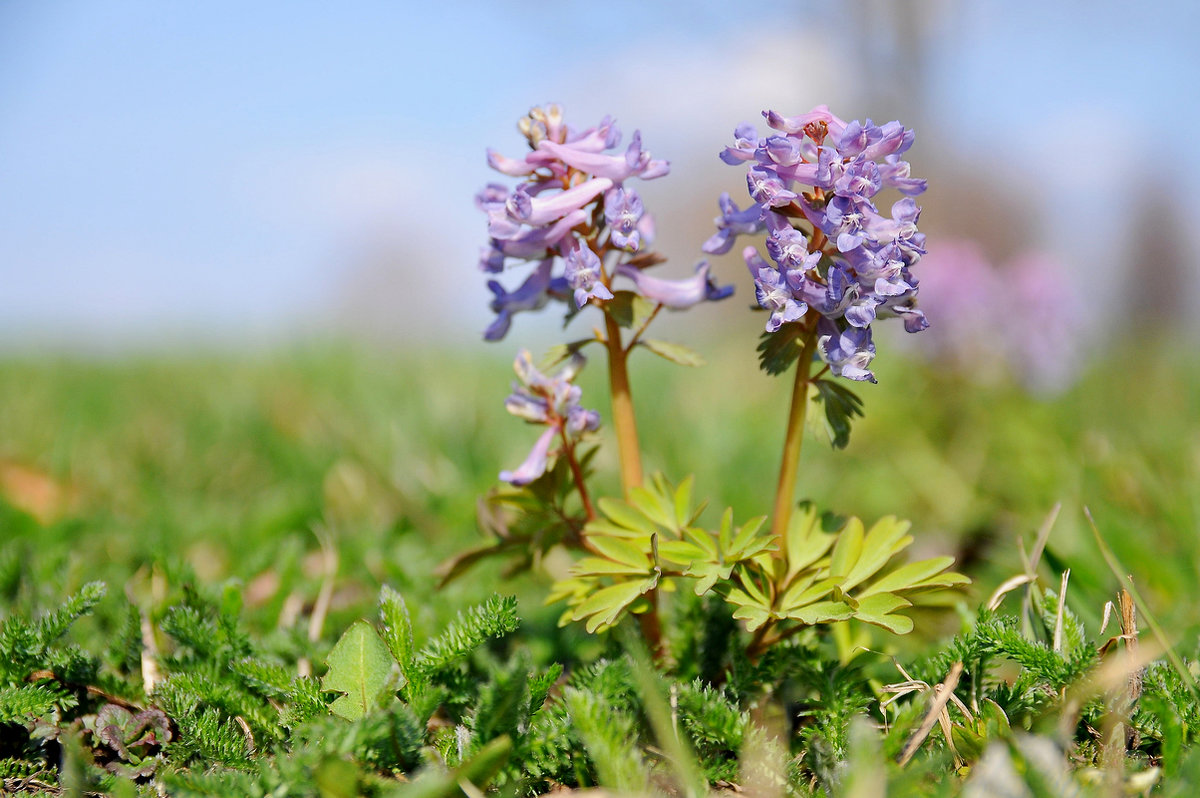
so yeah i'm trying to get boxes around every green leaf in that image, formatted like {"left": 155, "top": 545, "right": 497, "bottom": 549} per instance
{"left": 587, "top": 535, "right": 652, "bottom": 570}
{"left": 784, "top": 502, "right": 836, "bottom": 579}
{"left": 378, "top": 585, "right": 414, "bottom": 685}
{"left": 727, "top": 515, "right": 769, "bottom": 559}
{"left": 571, "top": 579, "right": 656, "bottom": 633}
{"left": 596, "top": 497, "right": 655, "bottom": 534}
{"left": 757, "top": 326, "right": 807, "bottom": 375}
{"left": 435, "top": 540, "right": 518, "bottom": 587}
{"left": 787, "top": 600, "right": 855, "bottom": 624}
{"left": 980, "top": 699, "right": 1011, "bottom": 737}
{"left": 951, "top": 723, "right": 986, "bottom": 761}
{"left": 852, "top": 592, "right": 914, "bottom": 634}
{"left": 584, "top": 518, "right": 642, "bottom": 538}
{"left": 779, "top": 576, "right": 837, "bottom": 613}
{"left": 731, "top": 604, "right": 772, "bottom": 632}
{"left": 813, "top": 378, "right": 865, "bottom": 449}
{"left": 573, "top": 556, "right": 654, "bottom": 577}
{"left": 725, "top": 586, "right": 768, "bottom": 612}
{"left": 682, "top": 525, "right": 719, "bottom": 557}
{"left": 629, "top": 484, "right": 675, "bottom": 530}
{"left": 563, "top": 688, "right": 648, "bottom": 793}
{"left": 639, "top": 339, "right": 705, "bottom": 367}
{"left": 684, "top": 562, "right": 726, "bottom": 595}
{"left": 737, "top": 566, "right": 772, "bottom": 607}
{"left": 840, "top": 516, "right": 913, "bottom": 590}
{"left": 606, "top": 291, "right": 654, "bottom": 329}
{"left": 402, "top": 736, "right": 514, "bottom": 798}
{"left": 539, "top": 339, "right": 595, "bottom": 370}
{"left": 860, "top": 556, "right": 957, "bottom": 596}
{"left": 673, "top": 475, "right": 696, "bottom": 528}
{"left": 657, "top": 539, "right": 707, "bottom": 567}
{"left": 908, "top": 572, "right": 971, "bottom": 590}
{"left": 416, "top": 595, "right": 520, "bottom": 674}
{"left": 828, "top": 516, "right": 865, "bottom": 579}
{"left": 322, "top": 620, "right": 399, "bottom": 721}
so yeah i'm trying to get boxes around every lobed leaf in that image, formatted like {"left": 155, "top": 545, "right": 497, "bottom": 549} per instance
{"left": 587, "top": 535, "right": 652, "bottom": 571}
{"left": 757, "top": 326, "right": 807, "bottom": 375}
{"left": 828, "top": 517, "right": 865, "bottom": 579}
{"left": 852, "top": 592, "right": 915, "bottom": 634}
{"left": 785, "top": 503, "right": 837, "bottom": 580}
{"left": 571, "top": 578, "right": 657, "bottom": 633}
{"left": 840, "top": 516, "right": 913, "bottom": 591}
{"left": 595, "top": 497, "right": 655, "bottom": 535}
{"left": 787, "top": 600, "right": 856, "bottom": 625}
{"left": 861, "top": 556, "right": 959, "bottom": 597}
{"left": 812, "top": 378, "right": 865, "bottom": 449}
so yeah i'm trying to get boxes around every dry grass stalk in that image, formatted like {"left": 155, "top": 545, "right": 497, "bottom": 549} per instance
{"left": 896, "top": 661, "right": 964, "bottom": 767}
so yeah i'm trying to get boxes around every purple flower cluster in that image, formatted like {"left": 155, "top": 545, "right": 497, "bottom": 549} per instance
{"left": 479, "top": 104, "right": 731, "bottom": 340}
{"left": 706, "top": 105, "right": 929, "bottom": 382}
{"left": 500, "top": 350, "right": 600, "bottom": 486}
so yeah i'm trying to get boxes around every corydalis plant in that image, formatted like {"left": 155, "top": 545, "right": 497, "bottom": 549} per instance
{"left": 453, "top": 104, "right": 963, "bottom": 660}
{"left": 709, "top": 106, "right": 930, "bottom": 543}
{"left": 460, "top": 105, "right": 735, "bottom": 648}
{"left": 478, "top": 104, "right": 732, "bottom": 498}
{"left": 709, "top": 104, "right": 928, "bottom": 375}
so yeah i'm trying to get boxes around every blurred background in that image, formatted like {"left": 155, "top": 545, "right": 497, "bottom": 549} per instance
{"left": 1, "top": 1, "right": 1199, "bottom": 640}
{"left": 3, "top": 0, "right": 1198, "bottom": 355}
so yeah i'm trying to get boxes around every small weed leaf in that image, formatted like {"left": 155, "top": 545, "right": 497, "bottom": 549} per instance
{"left": 321, "top": 621, "right": 399, "bottom": 722}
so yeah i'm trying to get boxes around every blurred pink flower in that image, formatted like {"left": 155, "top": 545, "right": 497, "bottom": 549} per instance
{"left": 914, "top": 240, "right": 1084, "bottom": 391}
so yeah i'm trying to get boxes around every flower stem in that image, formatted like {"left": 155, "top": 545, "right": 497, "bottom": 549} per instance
{"left": 770, "top": 327, "right": 819, "bottom": 544}
{"left": 603, "top": 312, "right": 644, "bottom": 495}
{"left": 603, "top": 309, "right": 664, "bottom": 657}
{"left": 560, "top": 428, "right": 596, "bottom": 522}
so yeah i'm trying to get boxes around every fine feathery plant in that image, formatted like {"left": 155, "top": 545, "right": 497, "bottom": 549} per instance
{"left": 449, "top": 102, "right": 967, "bottom": 658}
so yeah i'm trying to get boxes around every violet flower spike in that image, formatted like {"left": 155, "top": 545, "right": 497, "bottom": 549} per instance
{"left": 486, "top": 148, "right": 538, "bottom": 177}
{"left": 487, "top": 208, "right": 589, "bottom": 261}
{"left": 499, "top": 349, "right": 600, "bottom": 486}
{"left": 763, "top": 105, "right": 848, "bottom": 137}
{"left": 713, "top": 103, "right": 930, "bottom": 383}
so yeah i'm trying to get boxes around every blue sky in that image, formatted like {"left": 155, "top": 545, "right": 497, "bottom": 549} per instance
{"left": 2, "top": 1, "right": 1197, "bottom": 350}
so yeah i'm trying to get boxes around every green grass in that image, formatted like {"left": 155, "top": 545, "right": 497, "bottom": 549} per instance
{"left": 2, "top": 339, "right": 1193, "bottom": 627}
{"left": 0, "top": 337, "right": 1196, "bottom": 795}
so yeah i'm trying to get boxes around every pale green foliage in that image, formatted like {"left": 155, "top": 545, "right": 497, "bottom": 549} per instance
{"left": 413, "top": 594, "right": 519, "bottom": 675}
{"left": 0, "top": 581, "right": 106, "bottom": 683}
{"left": 0, "top": 683, "right": 71, "bottom": 723}
{"left": 322, "top": 621, "right": 400, "bottom": 721}
{"left": 378, "top": 585, "right": 415, "bottom": 684}
{"left": 639, "top": 338, "right": 706, "bottom": 367}
{"left": 563, "top": 687, "right": 648, "bottom": 793}
{"left": 553, "top": 478, "right": 968, "bottom": 641}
